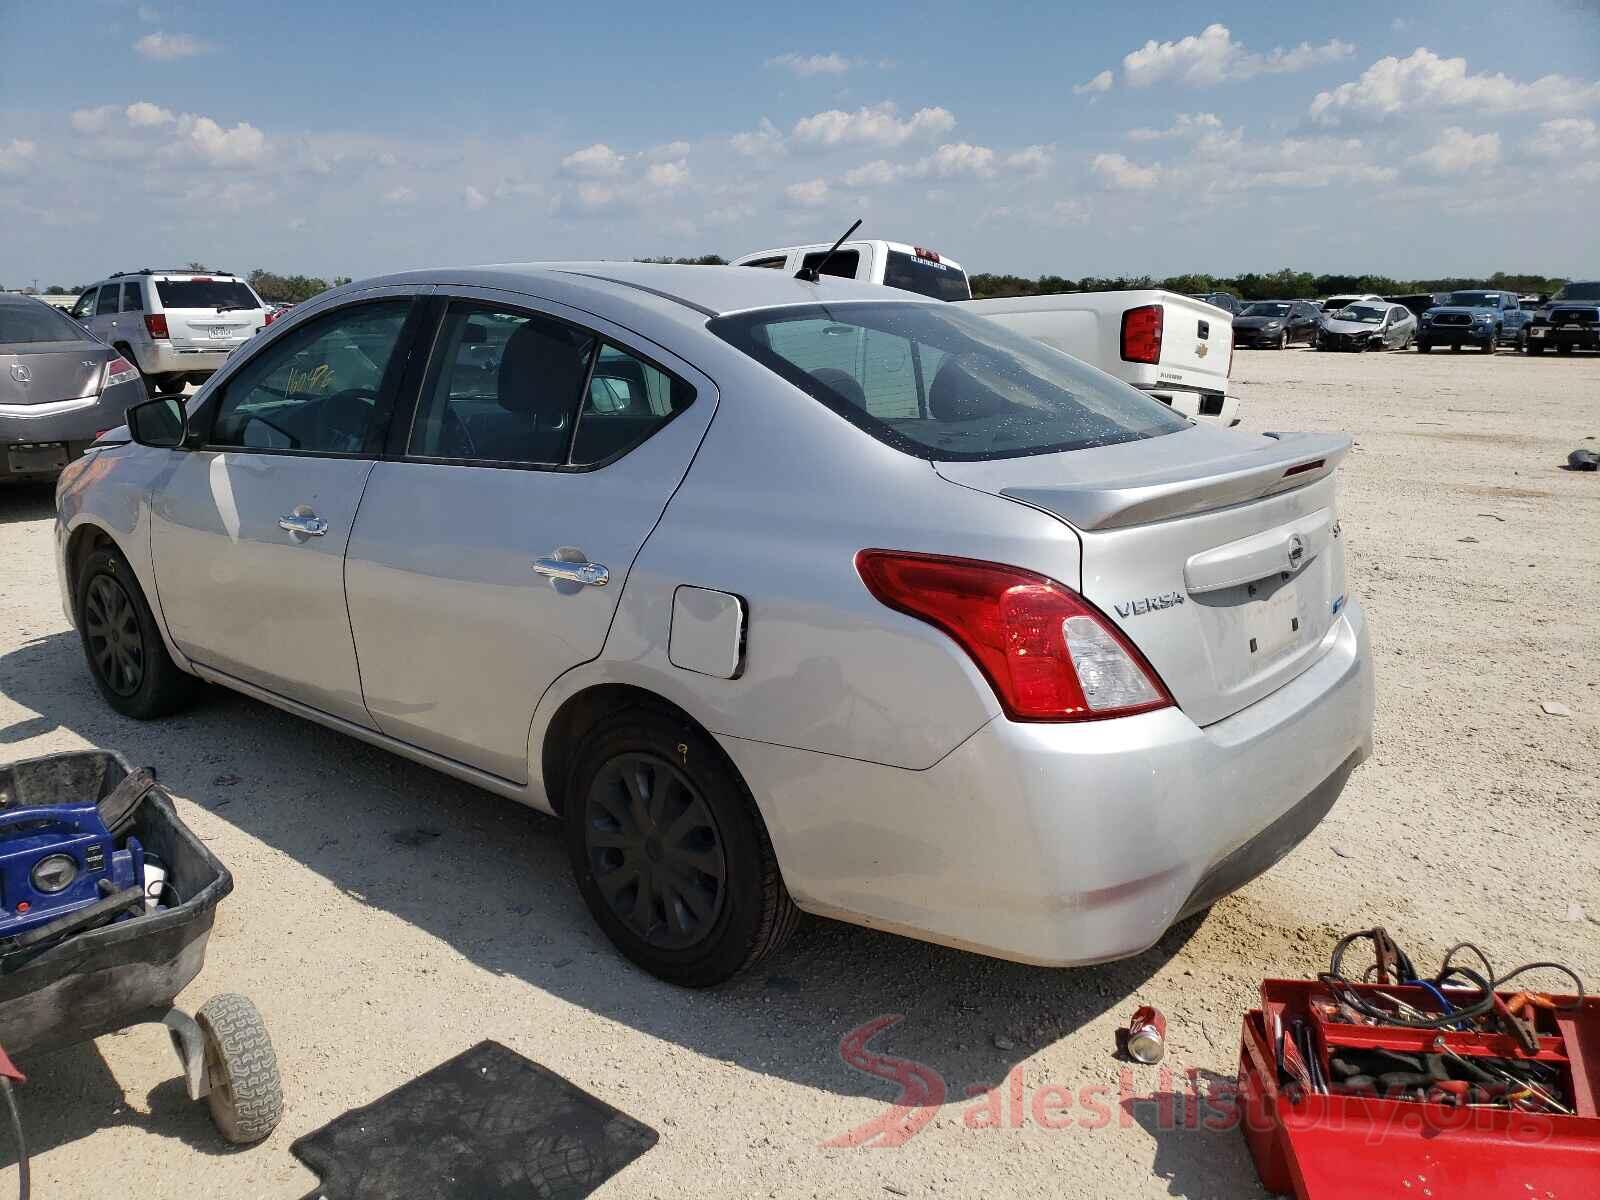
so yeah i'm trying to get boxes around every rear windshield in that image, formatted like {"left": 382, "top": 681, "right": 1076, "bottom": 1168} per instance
{"left": 709, "top": 302, "right": 1188, "bottom": 462}
{"left": 883, "top": 251, "right": 971, "bottom": 302}
{"left": 0, "top": 303, "right": 93, "bottom": 345}
{"left": 1240, "top": 303, "right": 1291, "bottom": 317}
{"left": 154, "top": 279, "right": 259, "bottom": 311}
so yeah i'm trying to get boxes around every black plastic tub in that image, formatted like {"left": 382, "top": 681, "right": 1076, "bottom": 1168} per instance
{"left": 0, "top": 750, "right": 232, "bottom": 1059}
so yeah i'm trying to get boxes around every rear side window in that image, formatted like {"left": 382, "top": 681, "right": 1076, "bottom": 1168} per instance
{"left": 711, "top": 301, "right": 1187, "bottom": 462}
{"left": 742, "top": 256, "right": 786, "bottom": 270}
{"left": 96, "top": 284, "right": 121, "bottom": 314}
{"left": 122, "top": 282, "right": 144, "bottom": 311}
{"left": 571, "top": 344, "right": 694, "bottom": 465}
{"left": 409, "top": 304, "right": 596, "bottom": 465}
{"left": 798, "top": 249, "right": 860, "bottom": 280}
{"left": 882, "top": 251, "right": 971, "bottom": 302}
{"left": 155, "top": 279, "right": 259, "bottom": 310}
{"left": 0, "top": 303, "right": 93, "bottom": 345}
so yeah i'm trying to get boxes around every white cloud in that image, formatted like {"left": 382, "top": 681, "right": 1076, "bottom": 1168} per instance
{"left": 731, "top": 117, "right": 785, "bottom": 158}
{"left": 646, "top": 159, "right": 690, "bottom": 189}
{"left": 133, "top": 32, "right": 212, "bottom": 60}
{"left": 783, "top": 178, "right": 831, "bottom": 208}
{"left": 791, "top": 102, "right": 955, "bottom": 150}
{"left": 1127, "top": 112, "right": 1223, "bottom": 141}
{"left": 177, "top": 115, "right": 267, "bottom": 165}
{"left": 916, "top": 142, "right": 996, "bottom": 179}
{"left": 70, "top": 106, "right": 118, "bottom": 135}
{"left": 1418, "top": 127, "right": 1501, "bottom": 175}
{"left": 705, "top": 202, "right": 755, "bottom": 226}
{"left": 561, "top": 142, "right": 626, "bottom": 177}
{"left": 648, "top": 140, "right": 691, "bottom": 161}
{"left": 1003, "top": 144, "right": 1053, "bottom": 175}
{"left": 0, "top": 138, "right": 37, "bottom": 176}
{"left": 766, "top": 52, "right": 852, "bottom": 77}
{"left": 1091, "top": 152, "right": 1161, "bottom": 190}
{"left": 1122, "top": 24, "right": 1353, "bottom": 88}
{"left": 570, "top": 182, "right": 634, "bottom": 214}
{"left": 1073, "top": 70, "right": 1113, "bottom": 95}
{"left": 1528, "top": 117, "right": 1600, "bottom": 159}
{"left": 843, "top": 160, "right": 900, "bottom": 187}
{"left": 125, "top": 101, "right": 175, "bottom": 128}
{"left": 381, "top": 185, "right": 415, "bottom": 205}
{"left": 463, "top": 185, "right": 488, "bottom": 210}
{"left": 1311, "top": 48, "right": 1600, "bottom": 123}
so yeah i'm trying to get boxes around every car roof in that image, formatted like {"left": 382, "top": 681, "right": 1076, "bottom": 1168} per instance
{"left": 364, "top": 262, "right": 940, "bottom": 321}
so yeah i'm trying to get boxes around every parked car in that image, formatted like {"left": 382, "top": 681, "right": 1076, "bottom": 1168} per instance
{"left": 1316, "top": 302, "right": 1418, "bottom": 352}
{"left": 2, "top": 293, "right": 146, "bottom": 483}
{"left": 1385, "top": 293, "right": 1444, "bottom": 323}
{"left": 58, "top": 263, "right": 1373, "bottom": 985}
{"left": 1319, "top": 293, "right": 1384, "bottom": 313}
{"left": 1416, "top": 289, "right": 1529, "bottom": 353}
{"left": 1232, "top": 300, "right": 1321, "bottom": 349}
{"left": 1522, "top": 295, "right": 1600, "bottom": 355}
{"left": 68, "top": 269, "right": 270, "bottom": 396}
{"left": 731, "top": 239, "right": 971, "bottom": 301}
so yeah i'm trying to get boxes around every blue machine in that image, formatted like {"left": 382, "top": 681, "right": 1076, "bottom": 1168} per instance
{"left": 0, "top": 802, "right": 142, "bottom": 939}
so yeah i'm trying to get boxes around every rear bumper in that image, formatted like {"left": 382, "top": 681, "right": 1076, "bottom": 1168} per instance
{"left": 1140, "top": 385, "right": 1241, "bottom": 427}
{"left": 1, "top": 380, "right": 143, "bottom": 481}
{"left": 723, "top": 599, "right": 1374, "bottom": 967}
{"left": 140, "top": 343, "right": 239, "bottom": 375}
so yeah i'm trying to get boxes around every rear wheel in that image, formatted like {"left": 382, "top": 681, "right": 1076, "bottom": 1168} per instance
{"left": 76, "top": 546, "right": 198, "bottom": 719}
{"left": 154, "top": 373, "right": 188, "bottom": 395}
{"left": 564, "top": 709, "right": 799, "bottom": 986}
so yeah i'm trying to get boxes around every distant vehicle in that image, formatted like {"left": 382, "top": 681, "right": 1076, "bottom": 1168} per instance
{"left": 68, "top": 269, "right": 272, "bottom": 395}
{"left": 1232, "top": 300, "right": 1321, "bottom": 350}
{"left": 731, "top": 239, "right": 971, "bottom": 301}
{"left": 1384, "top": 294, "right": 1444, "bottom": 322}
{"left": 1191, "top": 291, "right": 1239, "bottom": 314}
{"left": 1, "top": 293, "right": 145, "bottom": 483}
{"left": 1547, "top": 280, "right": 1600, "bottom": 305}
{"left": 1416, "top": 289, "right": 1529, "bottom": 354}
{"left": 1316, "top": 303, "right": 1418, "bottom": 352}
{"left": 1320, "top": 293, "right": 1384, "bottom": 313}
{"left": 57, "top": 262, "right": 1371, "bottom": 984}
{"left": 1523, "top": 294, "right": 1600, "bottom": 355}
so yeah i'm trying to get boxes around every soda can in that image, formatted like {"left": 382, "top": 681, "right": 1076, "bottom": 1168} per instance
{"left": 1126, "top": 1005, "right": 1166, "bottom": 1064}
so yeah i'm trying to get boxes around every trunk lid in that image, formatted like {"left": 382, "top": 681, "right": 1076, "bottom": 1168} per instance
{"left": 935, "top": 425, "right": 1352, "bottom": 726}
{"left": 0, "top": 341, "right": 108, "bottom": 405}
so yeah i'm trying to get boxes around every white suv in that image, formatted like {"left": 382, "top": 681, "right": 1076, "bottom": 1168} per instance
{"left": 68, "top": 269, "right": 272, "bottom": 395}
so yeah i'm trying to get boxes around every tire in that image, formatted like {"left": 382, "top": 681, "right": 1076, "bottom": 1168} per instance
{"left": 1275, "top": 331, "right": 1288, "bottom": 350}
{"left": 155, "top": 373, "right": 188, "bottom": 396}
{"left": 564, "top": 708, "right": 800, "bottom": 987}
{"left": 196, "top": 994, "right": 283, "bottom": 1145}
{"left": 75, "top": 546, "right": 199, "bottom": 719}
{"left": 1452, "top": 343, "right": 1462, "bottom": 352}
{"left": 1417, "top": 341, "right": 1431, "bottom": 353}
{"left": 1482, "top": 332, "right": 1498, "bottom": 354}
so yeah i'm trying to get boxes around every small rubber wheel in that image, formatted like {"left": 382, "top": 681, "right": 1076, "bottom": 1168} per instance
{"left": 76, "top": 545, "right": 198, "bottom": 719}
{"left": 196, "top": 994, "right": 283, "bottom": 1145}
{"left": 564, "top": 709, "right": 800, "bottom": 987}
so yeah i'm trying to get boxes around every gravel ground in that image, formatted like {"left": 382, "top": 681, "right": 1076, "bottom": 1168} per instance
{"left": 1, "top": 346, "right": 1597, "bottom": 1198}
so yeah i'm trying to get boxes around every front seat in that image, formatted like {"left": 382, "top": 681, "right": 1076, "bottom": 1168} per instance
{"left": 466, "top": 322, "right": 593, "bottom": 463}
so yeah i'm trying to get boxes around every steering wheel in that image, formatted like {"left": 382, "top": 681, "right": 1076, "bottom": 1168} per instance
{"left": 314, "top": 388, "right": 378, "bottom": 453}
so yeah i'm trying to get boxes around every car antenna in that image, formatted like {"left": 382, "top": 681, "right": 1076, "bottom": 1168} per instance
{"left": 796, "top": 218, "right": 862, "bottom": 283}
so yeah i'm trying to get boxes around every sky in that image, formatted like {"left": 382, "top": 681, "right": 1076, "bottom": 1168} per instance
{"left": 3, "top": 1, "right": 1600, "bottom": 287}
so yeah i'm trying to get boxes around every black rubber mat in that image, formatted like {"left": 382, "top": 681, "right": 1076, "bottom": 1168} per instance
{"left": 292, "top": 1040, "right": 658, "bottom": 1199}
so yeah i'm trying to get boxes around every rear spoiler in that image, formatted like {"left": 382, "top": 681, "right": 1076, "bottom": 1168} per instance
{"left": 1000, "top": 431, "right": 1352, "bottom": 531}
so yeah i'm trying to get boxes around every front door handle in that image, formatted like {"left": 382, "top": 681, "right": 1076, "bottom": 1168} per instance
{"left": 278, "top": 513, "right": 329, "bottom": 537}
{"left": 533, "top": 557, "right": 609, "bottom": 587}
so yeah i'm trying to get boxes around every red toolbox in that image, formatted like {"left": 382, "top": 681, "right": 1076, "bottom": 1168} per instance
{"left": 1238, "top": 979, "right": 1600, "bottom": 1198}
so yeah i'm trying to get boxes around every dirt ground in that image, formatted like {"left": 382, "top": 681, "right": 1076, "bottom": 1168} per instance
{"left": 1, "top": 345, "right": 1597, "bottom": 1198}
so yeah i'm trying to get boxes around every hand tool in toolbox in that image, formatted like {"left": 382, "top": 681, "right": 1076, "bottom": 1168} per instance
{"left": 1237, "top": 927, "right": 1600, "bottom": 1198}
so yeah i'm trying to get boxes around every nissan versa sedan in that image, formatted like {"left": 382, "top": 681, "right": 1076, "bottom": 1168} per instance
{"left": 56, "top": 264, "right": 1374, "bottom": 986}
{"left": 3, "top": 293, "right": 146, "bottom": 483}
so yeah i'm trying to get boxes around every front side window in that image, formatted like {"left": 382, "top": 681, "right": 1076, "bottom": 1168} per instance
{"left": 742, "top": 256, "right": 786, "bottom": 270}
{"left": 69, "top": 289, "right": 98, "bottom": 319}
{"left": 711, "top": 302, "right": 1187, "bottom": 462}
{"left": 96, "top": 284, "right": 121, "bottom": 314}
{"left": 409, "top": 304, "right": 595, "bottom": 464}
{"left": 210, "top": 300, "right": 410, "bottom": 453}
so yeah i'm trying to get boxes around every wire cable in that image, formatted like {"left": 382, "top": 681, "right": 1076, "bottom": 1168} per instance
{"left": 1, "top": 1077, "right": 28, "bottom": 1200}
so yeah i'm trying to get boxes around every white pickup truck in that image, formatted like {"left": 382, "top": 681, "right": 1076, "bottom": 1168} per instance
{"left": 733, "top": 241, "right": 1240, "bottom": 425}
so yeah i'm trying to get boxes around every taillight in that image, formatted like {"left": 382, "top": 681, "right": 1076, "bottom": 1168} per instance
{"left": 103, "top": 356, "right": 140, "bottom": 389}
{"left": 1121, "top": 305, "right": 1163, "bottom": 364}
{"left": 145, "top": 313, "right": 169, "bottom": 339}
{"left": 855, "top": 550, "right": 1173, "bottom": 722}
{"left": 263, "top": 308, "right": 277, "bottom": 326}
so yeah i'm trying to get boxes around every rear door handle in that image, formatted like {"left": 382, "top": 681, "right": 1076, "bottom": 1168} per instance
{"left": 278, "top": 513, "right": 329, "bottom": 537}
{"left": 533, "top": 557, "right": 609, "bottom": 587}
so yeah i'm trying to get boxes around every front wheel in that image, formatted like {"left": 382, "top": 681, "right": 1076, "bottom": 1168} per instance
{"left": 1417, "top": 341, "right": 1431, "bottom": 353}
{"left": 1482, "top": 332, "right": 1498, "bottom": 354}
{"left": 75, "top": 546, "right": 198, "bottom": 719}
{"left": 564, "top": 709, "right": 800, "bottom": 986}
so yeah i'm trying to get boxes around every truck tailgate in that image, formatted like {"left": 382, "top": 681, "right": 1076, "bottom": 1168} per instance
{"left": 1151, "top": 294, "right": 1233, "bottom": 395}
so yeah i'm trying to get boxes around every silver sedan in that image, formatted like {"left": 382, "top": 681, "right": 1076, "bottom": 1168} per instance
{"left": 56, "top": 264, "right": 1374, "bottom": 985}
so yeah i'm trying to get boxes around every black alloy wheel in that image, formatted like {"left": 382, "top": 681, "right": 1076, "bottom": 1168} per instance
{"left": 82, "top": 573, "right": 145, "bottom": 697}
{"left": 583, "top": 752, "right": 729, "bottom": 950}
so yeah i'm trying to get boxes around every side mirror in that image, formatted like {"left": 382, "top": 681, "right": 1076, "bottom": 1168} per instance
{"left": 126, "top": 395, "right": 189, "bottom": 449}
